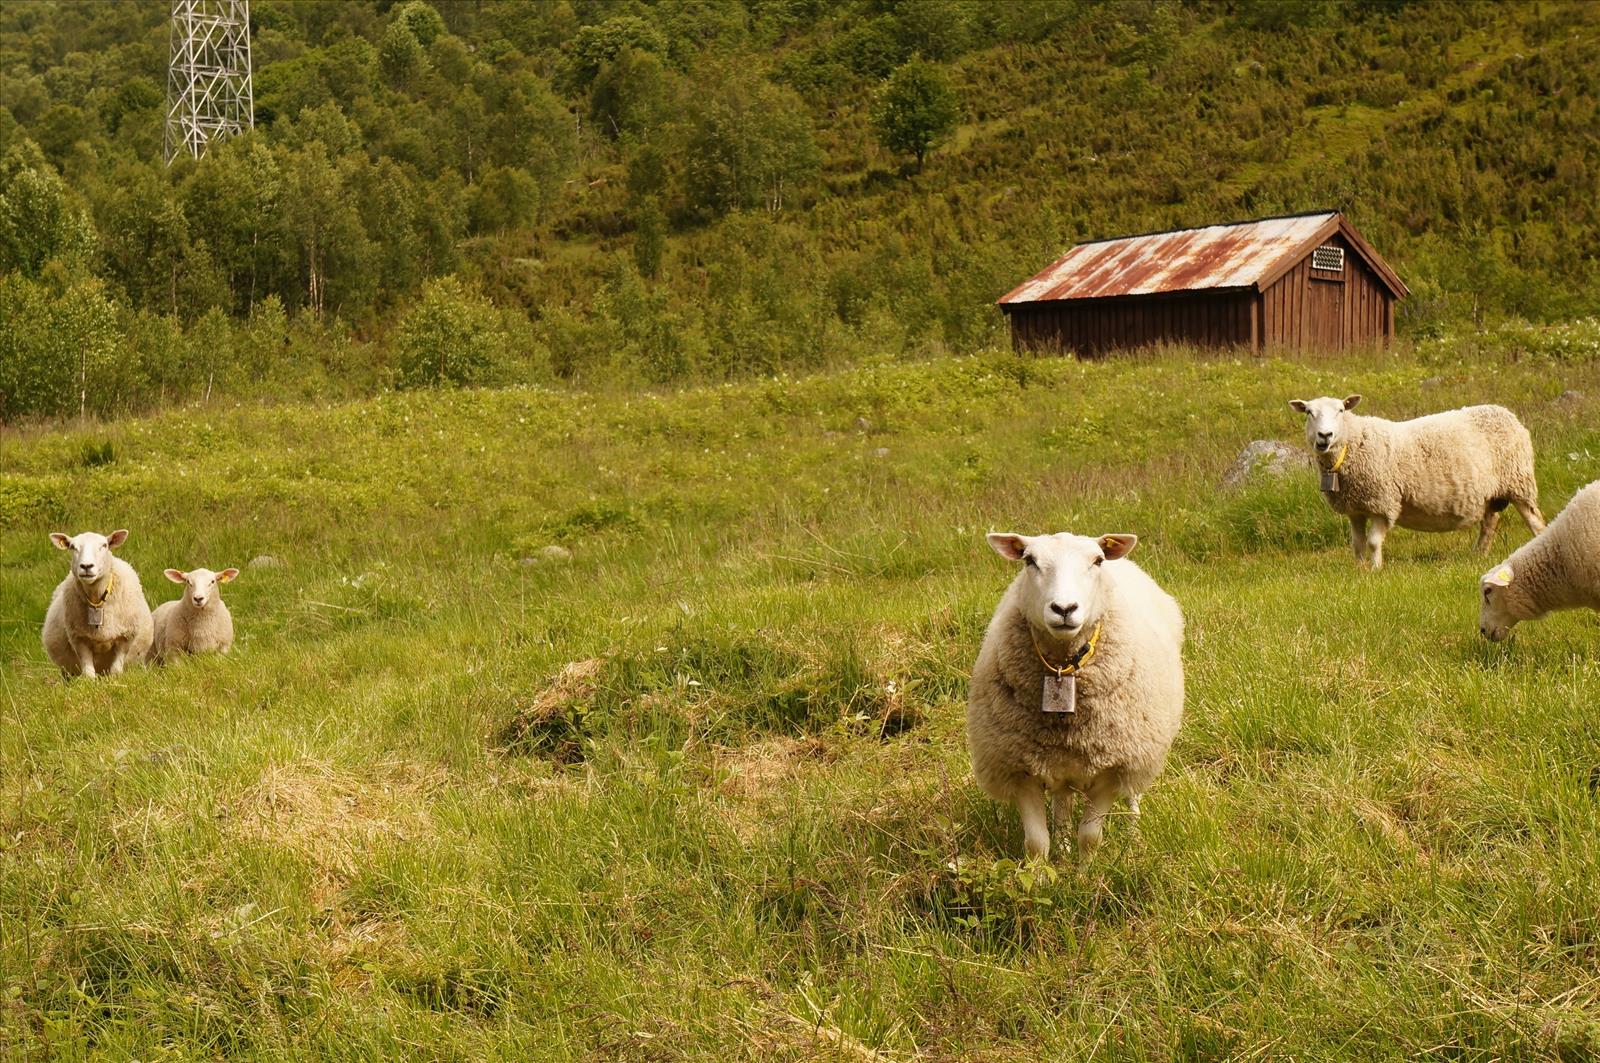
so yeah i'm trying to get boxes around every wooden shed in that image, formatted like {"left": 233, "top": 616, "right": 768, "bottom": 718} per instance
{"left": 998, "top": 211, "right": 1407, "bottom": 356}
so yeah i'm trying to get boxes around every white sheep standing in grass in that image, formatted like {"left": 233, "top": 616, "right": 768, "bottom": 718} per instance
{"left": 968, "top": 531, "right": 1184, "bottom": 860}
{"left": 150, "top": 567, "right": 239, "bottom": 662}
{"left": 1479, "top": 479, "right": 1600, "bottom": 642}
{"left": 42, "top": 529, "right": 153, "bottom": 678}
{"left": 1289, "top": 395, "right": 1545, "bottom": 569}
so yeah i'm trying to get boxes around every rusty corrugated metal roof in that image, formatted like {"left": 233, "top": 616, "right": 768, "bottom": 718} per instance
{"left": 999, "top": 211, "right": 1342, "bottom": 304}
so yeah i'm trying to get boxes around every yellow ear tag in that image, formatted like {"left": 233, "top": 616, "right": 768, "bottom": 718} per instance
{"left": 1496, "top": 568, "right": 1512, "bottom": 583}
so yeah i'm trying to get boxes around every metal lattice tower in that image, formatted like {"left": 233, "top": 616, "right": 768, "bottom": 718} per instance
{"left": 164, "top": 0, "right": 254, "bottom": 163}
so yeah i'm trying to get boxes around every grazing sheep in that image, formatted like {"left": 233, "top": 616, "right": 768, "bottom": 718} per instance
{"left": 42, "top": 529, "right": 153, "bottom": 678}
{"left": 1288, "top": 395, "right": 1545, "bottom": 569}
{"left": 1479, "top": 480, "right": 1600, "bottom": 641}
{"left": 150, "top": 567, "right": 239, "bottom": 661}
{"left": 968, "top": 531, "right": 1184, "bottom": 860}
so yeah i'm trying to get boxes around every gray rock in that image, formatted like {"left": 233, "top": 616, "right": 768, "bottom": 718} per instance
{"left": 1557, "top": 389, "right": 1584, "bottom": 404}
{"left": 247, "top": 555, "right": 283, "bottom": 570}
{"left": 1420, "top": 376, "right": 1444, "bottom": 389}
{"left": 1221, "top": 440, "right": 1310, "bottom": 489}
{"left": 872, "top": 447, "right": 890, "bottom": 459}
{"left": 855, "top": 416, "right": 872, "bottom": 433}
{"left": 538, "top": 545, "right": 573, "bottom": 563}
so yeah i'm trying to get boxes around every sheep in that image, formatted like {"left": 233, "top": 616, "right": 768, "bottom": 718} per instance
{"left": 42, "top": 529, "right": 154, "bottom": 678}
{"left": 1288, "top": 395, "right": 1545, "bottom": 569}
{"left": 968, "top": 531, "right": 1184, "bottom": 860}
{"left": 150, "top": 567, "right": 239, "bottom": 662}
{"left": 1479, "top": 479, "right": 1600, "bottom": 641}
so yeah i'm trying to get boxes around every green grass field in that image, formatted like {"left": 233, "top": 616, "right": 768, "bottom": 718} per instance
{"left": 3, "top": 346, "right": 1598, "bottom": 1060}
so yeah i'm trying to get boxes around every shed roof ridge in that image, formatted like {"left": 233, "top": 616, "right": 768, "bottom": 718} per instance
{"left": 1072, "top": 209, "right": 1340, "bottom": 247}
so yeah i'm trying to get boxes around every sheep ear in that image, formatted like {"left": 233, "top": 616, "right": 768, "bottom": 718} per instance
{"left": 986, "top": 533, "right": 1028, "bottom": 561}
{"left": 1098, "top": 534, "right": 1138, "bottom": 560}
{"left": 50, "top": 532, "right": 72, "bottom": 550}
{"left": 1483, "top": 565, "right": 1513, "bottom": 587}
{"left": 1342, "top": 394, "right": 1361, "bottom": 410}
{"left": 106, "top": 529, "right": 129, "bottom": 548}
{"left": 219, "top": 568, "right": 239, "bottom": 583}
{"left": 165, "top": 569, "right": 186, "bottom": 583}
{"left": 1288, "top": 399, "right": 1309, "bottom": 414}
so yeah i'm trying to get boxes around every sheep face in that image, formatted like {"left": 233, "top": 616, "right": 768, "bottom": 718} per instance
{"left": 987, "top": 531, "right": 1138, "bottom": 638}
{"left": 50, "top": 529, "right": 129, "bottom": 583}
{"left": 1478, "top": 564, "right": 1519, "bottom": 641}
{"left": 1289, "top": 395, "right": 1361, "bottom": 454}
{"left": 165, "top": 567, "right": 238, "bottom": 610}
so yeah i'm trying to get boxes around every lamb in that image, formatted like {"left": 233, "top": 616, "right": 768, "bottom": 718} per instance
{"left": 150, "top": 567, "right": 239, "bottom": 661}
{"left": 1288, "top": 395, "right": 1545, "bottom": 569}
{"left": 967, "top": 531, "right": 1184, "bottom": 860}
{"left": 42, "top": 529, "right": 154, "bottom": 678}
{"left": 1479, "top": 479, "right": 1600, "bottom": 641}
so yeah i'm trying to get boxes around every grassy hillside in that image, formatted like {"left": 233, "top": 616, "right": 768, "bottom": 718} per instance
{"left": 3, "top": 347, "right": 1598, "bottom": 1058}
{"left": 3, "top": 1, "right": 1598, "bottom": 419}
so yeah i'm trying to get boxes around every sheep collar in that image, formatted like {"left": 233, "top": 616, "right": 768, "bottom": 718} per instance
{"left": 77, "top": 569, "right": 116, "bottom": 609}
{"left": 1031, "top": 621, "right": 1102, "bottom": 679}
{"left": 1320, "top": 442, "right": 1350, "bottom": 491}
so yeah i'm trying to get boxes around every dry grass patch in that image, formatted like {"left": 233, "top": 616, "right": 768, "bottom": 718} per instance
{"left": 225, "top": 758, "right": 442, "bottom": 898}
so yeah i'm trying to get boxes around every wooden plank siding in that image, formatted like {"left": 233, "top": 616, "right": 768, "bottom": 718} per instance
{"left": 1006, "top": 291, "right": 1254, "bottom": 356}
{"left": 1257, "top": 234, "right": 1394, "bottom": 352}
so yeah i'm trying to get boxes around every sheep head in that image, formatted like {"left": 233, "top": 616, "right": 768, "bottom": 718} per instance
{"left": 1289, "top": 394, "right": 1361, "bottom": 454}
{"left": 50, "top": 529, "right": 129, "bottom": 583}
{"left": 164, "top": 567, "right": 238, "bottom": 610}
{"left": 1478, "top": 564, "right": 1521, "bottom": 642}
{"left": 986, "top": 531, "right": 1137, "bottom": 641}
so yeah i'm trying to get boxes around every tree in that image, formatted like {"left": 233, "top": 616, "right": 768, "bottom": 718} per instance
{"left": 0, "top": 141, "right": 94, "bottom": 277}
{"left": 395, "top": 276, "right": 512, "bottom": 389}
{"left": 633, "top": 197, "right": 666, "bottom": 279}
{"left": 871, "top": 59, "right": 960, "bottom": 171}
{"left": 683, "top": 75, "right": 818, "bottom": 215}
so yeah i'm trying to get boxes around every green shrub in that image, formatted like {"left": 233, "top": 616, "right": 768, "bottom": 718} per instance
{"left": 394, "top": 276, "right": 513, "bottom": 389}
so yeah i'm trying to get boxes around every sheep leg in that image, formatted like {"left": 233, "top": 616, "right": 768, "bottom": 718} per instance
{"left": 1051, "top": 788, "right": 1078, "bottom": 840}
{"left": 72, "top": 639, "right": 97, "bottom": 679}
{"left": 1348, "top": 515, "right": 1368, "bottom": 562}
{"left": 1075, "top": 780, "right": 1121, "bottom": 858}
{"left": 1475, "top": 508, "right": 1502, "bottom": 553}
{"left": 1016, "top": 782, "right": 1051, "bottom": 861}
{"left": 1365, "top": 517, "right": 1391, "bottom": 571}
{"left": 105, "top": 644, "right": 127, "bottom": 676}
{"left": 1514, "top": 498, "right": 1546, "bottom": 535}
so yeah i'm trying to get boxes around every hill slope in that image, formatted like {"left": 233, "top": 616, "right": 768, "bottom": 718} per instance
{"left": 2, "top": 1, "right": 1598, "bottom": 418}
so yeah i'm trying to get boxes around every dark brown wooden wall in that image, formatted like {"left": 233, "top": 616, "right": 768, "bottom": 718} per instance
{"left": 1258, "top": 234, "right": 1394, "bottom": 350}
{"left": 1006, "top": 291, "right": 1253, "bottom": 356}
{"left": 1007, "top": 234, "right": 1397, "bottom": 356}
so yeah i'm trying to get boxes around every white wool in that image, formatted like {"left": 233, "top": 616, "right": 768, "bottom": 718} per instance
{"left": 42, "top": 529, "right": 153, "bottom": 678}
{"left": 1289, "top": 395, "right": 1545, "bottom": 569}
{"left": 967, "top": 531, "right": 1184, "bottom": 860}
{"left": 1480, "top": 480, "right": 1600, "bottom": 641}
{"left": 150, "top": 566, "right": 239, "bottom": 661}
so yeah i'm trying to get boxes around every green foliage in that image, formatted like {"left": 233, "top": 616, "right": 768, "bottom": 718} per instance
{"left": 0, "top": 140, "right": 94, "bottom": 277}
{"left": 0, "top": 274, "right": 122, "bottom": 421}
{"left": 567, "top": 15, "right": 669, "bottom": 90}
{"left": 394, "top": 276, "right": 513, "bottom": 389}
{"left": 872, "top": 57, "right": 961, "bottom": 170}
{"left": 632, "top": 196, "right": 666, "bottom": 279}
{"left": 683, "top": 74, "right": 819, "bottom": 215}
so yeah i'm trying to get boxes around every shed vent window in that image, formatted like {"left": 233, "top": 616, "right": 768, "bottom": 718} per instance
{"left": 1312, "top": 245, "right": 1345, "bottom": 272}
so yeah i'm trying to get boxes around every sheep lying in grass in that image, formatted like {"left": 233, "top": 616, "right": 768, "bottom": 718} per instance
{"left": 968, "top": 531, "right": 1184, "bottom": 860}
{"left": 42, "top": 529, "right": 153, "bottom": 678}
{"left": 1480, "top": 480, "right": 1600, "bottom": 642}
{"left": 150, "top": 567, "right": 239, "bottom": 662}
{"left": 1289, "top": 395, "right": 1545, "bottom": 569}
